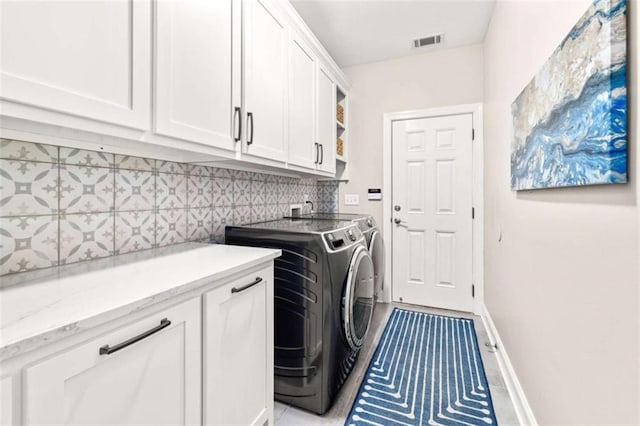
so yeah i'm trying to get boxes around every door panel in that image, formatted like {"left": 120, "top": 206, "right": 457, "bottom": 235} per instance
{"left": 288, "top": 35, "right": 316, "bottom": 169}
{"left": 0, "top": 0, "right": 151, "bottom": 129}
{"left": 243, "top": 0, "right": 287, "bottom": 161}
{"left": 392, "top": 114, "right": 473, "bottom": 312}
{"left": 317, "top": 66, "right": 336, "bottom": 173}
{"left": 24, "top": 298, "right": 201, "bottom": 426}
{"left": 204, "top": 270, "right": 270, "bottom": 426}
{"left": 155, "top": 0, "right": 239, "bottom": 150}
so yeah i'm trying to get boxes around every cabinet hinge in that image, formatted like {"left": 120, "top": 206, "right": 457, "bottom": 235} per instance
{"left": 472, "top": 284, "right": 475, "bottom": 298}
{"left": 472, "top": 207, "right": 475, "bottom": 219}
{"left": 472, "top": 128, "right": 475, "bottom": 140}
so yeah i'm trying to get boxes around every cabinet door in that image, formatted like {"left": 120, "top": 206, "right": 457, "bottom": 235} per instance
{"left": 23, "top": 298, "right": 201, "bottom": 426}
{"left": 155, "top": 0, "right": 240, "bottom": 150}
{"left": 204, "top": 267, "right": 273, "bottom": 426}
{"left": 288, "top": 34, "right": 317, "bottom": 169}
{"left": 243, "top": 0, "right": 288, "bottom": 162}
{"left": 1, "top": 376, "right": 13, "bottom": 425}
{"left": 0, "top": 0, "right": 151, "bottom": 129}
{"left": 317, "top": 66, "right": 337, "bottom": 174}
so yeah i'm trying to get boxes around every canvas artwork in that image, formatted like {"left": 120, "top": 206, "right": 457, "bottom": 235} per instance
{"left": 510, "top": 0, "right": 627, "bottom": 190}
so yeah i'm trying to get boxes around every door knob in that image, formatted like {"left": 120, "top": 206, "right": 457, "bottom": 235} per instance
{"left": 394, "top": 218, "right": 408, "bottom": 228}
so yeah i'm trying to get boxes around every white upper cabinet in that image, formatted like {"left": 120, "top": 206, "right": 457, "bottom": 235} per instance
{"left": 242, "top": 0, "right": 288, "bottom": 162}
{"left": 0, "top": 0, "right": 151, "bottom": 130}
{"left": 288, "top": 34, "right": 317, "bottom": 170}
{"left": 317, "top": 66, "right": 337, "bottom": 174}
{"left": 155, "top": 0, "right": 240, "bottom": 150}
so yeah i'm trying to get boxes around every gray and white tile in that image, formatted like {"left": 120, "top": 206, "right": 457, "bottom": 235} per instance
{"left": 0, "top": 215, "right": 58, "bottom": 275}
{"left": 233, "top": 179, "right": 250, "bottom": 205}
{"left": 232, "top": 205, "right": 251, "bottom": 225}
{"left": 211, "top": 167, "right": 231, "bottom": 178}
{"left": 114, "top": 155, "right": 154, "bottom": 171}
{"left": 59, "top": 213, "right": 113, "bottom": 264}
{"left": 266, "top": 204, "right": 279, "bottom": 221}
{"left": 265, "top": 182, "right": 279, "bottom": 204}
{"left": 250, "top": 203, "right": 266, "bottom": 223}
{"left": 250, "top": 179, "right": 265, "bottom": 205}
{"left": 0, "top": 139, "right": 58, "bottom": 163}
{"left": 188, "top": 175, "right": 213, "bottom": 208}
{"left": 187, "top": 164, "right": 213, "bottom": 179}
{"left": 156, "top": 160, "right": 187, "bottom": 175}
{"left": 0, "top": 160, "right": 59, "bottom": 216}
{"left": 115, "top": 211, "right": 155, "bottom": 254}
{"left": 115, "top": 169, "right": 155, "bottom": 211}
{"left": 156, "top": 173, "right": 187, "bottom": 210}
{"left": 60, "top": 147, "right": 112, "bottom": 168}
{"left": 212, "top": 178, "right": 233, "bottom": 207}
{"left": 187, "top": 208, "right": 213, "bottom": 242}
{"left": 212, "top": 206, "right": 233, "bottom": 242}
{"left": 59, "top": 165, "right": 114, "bottom": 213}
{"left": 156, "top": 209, "right": 188, "bottom": 247}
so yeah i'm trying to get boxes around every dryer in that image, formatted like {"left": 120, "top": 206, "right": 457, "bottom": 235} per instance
{"left": 225, "top": 219, "right": 374, "bottom": 414}
{"left": 289, "top": 213, "right": 385, "bottom": 305}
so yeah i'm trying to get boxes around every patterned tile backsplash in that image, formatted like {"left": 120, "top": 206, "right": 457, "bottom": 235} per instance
{"left": 0, "top": 138, "right": 339, "bottom": 276}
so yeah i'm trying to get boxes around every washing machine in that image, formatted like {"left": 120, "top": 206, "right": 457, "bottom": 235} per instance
{"left": 225, "top": 218, "right": 374, "bottom": 414}
{"left": 288, "top": 213, "right": 385, "bottom": 305}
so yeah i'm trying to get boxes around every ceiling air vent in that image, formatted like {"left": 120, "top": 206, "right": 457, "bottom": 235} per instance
{"left": 413, "top": 34, "right": 443, "bottom": 48}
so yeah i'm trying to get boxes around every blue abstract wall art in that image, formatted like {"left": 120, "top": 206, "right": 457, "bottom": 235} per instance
{"left": 510, "top": 0, "right": 627, "bottom": 190}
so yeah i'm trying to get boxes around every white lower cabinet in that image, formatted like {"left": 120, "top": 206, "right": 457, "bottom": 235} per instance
{"left": 204, "top": 266, "right": 274, "bottom": 425}
{"left": 23, "top": 297, "right": 202, "bottom": 426}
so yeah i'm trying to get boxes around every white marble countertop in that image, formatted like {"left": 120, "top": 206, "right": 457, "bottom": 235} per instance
{"left": 0, "top": 243, "right": 281, "bottom": 361}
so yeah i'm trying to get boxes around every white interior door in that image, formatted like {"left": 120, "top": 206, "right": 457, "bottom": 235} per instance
{"left": 392, "top": 114, "right": 473, "bottom": 312}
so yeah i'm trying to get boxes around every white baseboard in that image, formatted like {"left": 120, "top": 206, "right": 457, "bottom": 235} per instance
{"left": 481, "top": 304, "right": 538, "bottom": 426}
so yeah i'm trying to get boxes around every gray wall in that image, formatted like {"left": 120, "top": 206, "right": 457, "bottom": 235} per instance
{"left": 483, "top": 0, "right": 639, "bottom": 423}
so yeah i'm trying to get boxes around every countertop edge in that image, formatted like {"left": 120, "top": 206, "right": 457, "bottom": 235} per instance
{"left": 0, "top": 249, "right": 281, "bottom": 362}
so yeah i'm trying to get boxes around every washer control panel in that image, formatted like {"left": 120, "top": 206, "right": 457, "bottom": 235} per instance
{"left": 324, "top": 226, "right": 363, "bottom": 250}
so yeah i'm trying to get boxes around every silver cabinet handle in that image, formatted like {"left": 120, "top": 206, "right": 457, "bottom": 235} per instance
{"left": 99, "top": 318, "right": 171, "bottom": 355}
{"left": 231, "top": 276, "right": 263, "bottom": 294}
{"left": 247, "top": 112, "right": 254, "bottom": 145}
{"left": 314, "top": 143, "right": 319, "bottom": 164}
{"left": 233, "top": 107, "right": 241, "bottom": 142}
{"left": 319, "top": 144, "right": 324, "bottom": 164}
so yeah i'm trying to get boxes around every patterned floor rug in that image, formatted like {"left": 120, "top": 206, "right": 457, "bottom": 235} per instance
{"left": 345, "top": 308, "right": 497, "bottom": 425}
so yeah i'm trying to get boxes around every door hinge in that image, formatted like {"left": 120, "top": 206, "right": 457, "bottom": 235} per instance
{"left": 472, "top": 207, "right": 475, "bottom": 219}
{"left": 472, "top": 284, "right": 475, "bottom": 298}
{"left": 472, "top": 128, "right": 475, "bottom": 140}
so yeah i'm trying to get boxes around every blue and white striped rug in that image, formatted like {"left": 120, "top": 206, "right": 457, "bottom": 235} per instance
{"left": 346, "top": 308, "right": 497, "bottom": 426}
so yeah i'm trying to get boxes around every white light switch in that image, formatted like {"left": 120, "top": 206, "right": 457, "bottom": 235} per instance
{"left": 345, "top": 194, "right": 359, "bottom": 205}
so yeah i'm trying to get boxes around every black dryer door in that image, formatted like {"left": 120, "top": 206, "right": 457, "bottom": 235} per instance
{"left": 342, "top": 246, "right": 374, "bottom": 351}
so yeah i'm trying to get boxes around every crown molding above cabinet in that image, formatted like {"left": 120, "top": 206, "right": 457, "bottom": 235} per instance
{"left": 0, "top": 0, "right": 349, "bottom": 180}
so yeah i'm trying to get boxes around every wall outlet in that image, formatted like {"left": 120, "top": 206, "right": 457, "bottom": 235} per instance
{"left": 345, "top": 194, "right": 359, "bottom": 205}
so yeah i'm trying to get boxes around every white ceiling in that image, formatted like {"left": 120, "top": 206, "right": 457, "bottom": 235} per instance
{"left": 290, "top": 0, "right": 495, "bottom": 68}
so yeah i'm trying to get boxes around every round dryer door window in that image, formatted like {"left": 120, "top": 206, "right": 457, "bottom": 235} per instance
{"left": 343, "top": 246, "right": 375, "bottom": 351}
{"left": 369, "top": 230, "right": 385, "bottom": 300}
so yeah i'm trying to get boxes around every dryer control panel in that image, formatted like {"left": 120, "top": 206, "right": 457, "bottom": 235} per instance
{"left": 323, "top": 226, "right": 363, "bottom": 251}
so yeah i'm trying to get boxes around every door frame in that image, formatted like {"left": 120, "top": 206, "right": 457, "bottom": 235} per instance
{"left": 382, "top": 103, "right": 484, "bottom": 315}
